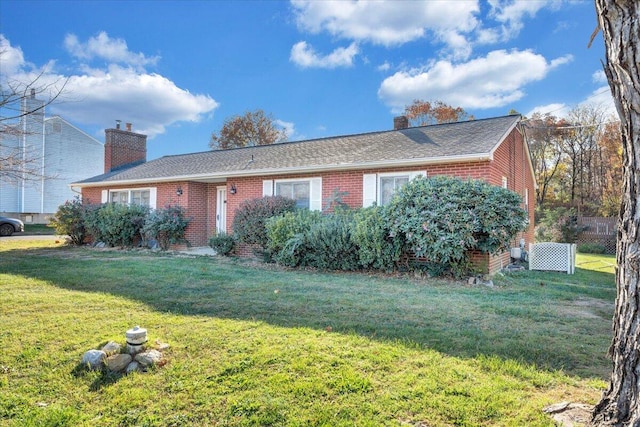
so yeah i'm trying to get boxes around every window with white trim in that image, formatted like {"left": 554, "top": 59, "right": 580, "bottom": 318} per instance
{"left": 275, "top": 180, "right": 309, "bottom": 209}
{"left": 263, "top": 178, "right": 322, "bottom": 210}
{"left": 363, "top": 171, "right": 426, "bottom": 207}
{"left": 103, "top": 188, "right": 156, "bottom": 208}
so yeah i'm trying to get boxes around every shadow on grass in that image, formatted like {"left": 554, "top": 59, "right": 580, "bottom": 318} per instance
{"left": 1, "top": 245, "right": 616, "bottom": 379}
{"left": 71, "top": 362, "right": 125, "bottom": 391}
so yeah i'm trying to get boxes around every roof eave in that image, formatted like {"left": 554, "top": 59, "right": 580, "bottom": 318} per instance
{"left": 70, "top": 153, "right": 492, "bottom": 188}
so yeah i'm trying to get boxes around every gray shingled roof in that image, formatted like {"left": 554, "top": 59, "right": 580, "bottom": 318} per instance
{"left": 75, "top": 114, "right": 520, "bottom": 186}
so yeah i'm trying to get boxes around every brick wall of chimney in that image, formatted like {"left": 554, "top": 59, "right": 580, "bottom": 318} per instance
{"left": 394, "top": 116, "right": 409, "bottom": 130}
{"left": 104, "top": 125, "right": 147, "bottom": 173}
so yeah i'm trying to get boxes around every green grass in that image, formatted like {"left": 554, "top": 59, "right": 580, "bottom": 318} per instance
{"left": 0, "top": 241, "right": 615, "bottom": 426}
{"left": 22, "top": 223, "right": 55, "bottom": 235}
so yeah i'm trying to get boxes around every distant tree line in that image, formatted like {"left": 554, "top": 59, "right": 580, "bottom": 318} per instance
{"left": 524, "top": 104, "right": 622, "bottom": 218}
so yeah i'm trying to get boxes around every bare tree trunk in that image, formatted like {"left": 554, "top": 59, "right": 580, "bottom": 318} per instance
{"left": 592, "top": 0, "right": 640, "bottom": 425}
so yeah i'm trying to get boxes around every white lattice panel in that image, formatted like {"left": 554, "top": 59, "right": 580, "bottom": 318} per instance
{"left": 529, "top": 243, "right": 576, "bottom": 274}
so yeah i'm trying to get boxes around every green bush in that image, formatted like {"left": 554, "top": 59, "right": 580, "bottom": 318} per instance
{"left": 232, "top": 196, "right": 297, "bottom": 248}
{"left": 85, "top": 203, "right": 149, "bottom": 247}
{"left": 577, "top": 243, "right": 607, "bottom": 254}
{"left": 536, "top": 207, "right": 587, "bottom": 243}
{"left": 266, "top": 210, "right": 322, "bottom": 266}
{"left": 351, "top": 206, "right": 403, "bottom": 271}
{"left": 383, "top": 175, "right": 528, "bottom": 277}
{"left": 143, "top": 205, "right": 191, "bottom": 250}
{"left": 304, "top": 212, "right": 359, "bottom": 270}
{"left": 209, "top": 232, "right": 236, "bottom": 256}
{"left": 268, "top": 211, "right": 359, "bottom": 270}
{"left": 49, "top": 197, "right": 94, "bottom": 245}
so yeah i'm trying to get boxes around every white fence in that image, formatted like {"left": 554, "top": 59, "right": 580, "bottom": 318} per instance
{"left": 529, "top": 243, "right": 576, "bottom": 274}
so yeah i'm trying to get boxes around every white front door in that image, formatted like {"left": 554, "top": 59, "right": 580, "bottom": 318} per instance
{"left": 216, "top": 186, "right": 227, "bottom": 234}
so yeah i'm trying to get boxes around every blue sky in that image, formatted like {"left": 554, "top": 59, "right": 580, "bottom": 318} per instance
{"left": 1, "top": 0, "right": 613, "bottom": 161}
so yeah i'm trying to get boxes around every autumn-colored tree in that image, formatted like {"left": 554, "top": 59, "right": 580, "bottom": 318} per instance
{"left": 591, "top": 0, "right": 640, "bottom": 424}
{"left": 209, "top": 109, "right": 287, "bottom": 150}
{"left": 598, "top": 119, "right": 623, "bottom": 216}
{"left": 403, "top": 100, "right": 474, "bottom": 127}
{"left": 561, "top": 105, "right": 606, "bottom": 212}
{"left": 524, "top": 113, "right": 568, "bottom": 209}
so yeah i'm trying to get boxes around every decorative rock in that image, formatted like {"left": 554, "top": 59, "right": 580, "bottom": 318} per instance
{"left": 101, "top": 341, "right": 121, "bottom": 356}
{"left": 155, "top": 340, "right": 170, "bottom": 351}
{"left": 82, "top": 350, "right": 106, "bottom": 369}
{"left": 106, "top": 353, "right": 132, "bottom": 373}
{"left": 135, "top": 349, "right": 162, "bottom": 368}
{"left": 125, "top": 361, "right": 140, "bottom": 374}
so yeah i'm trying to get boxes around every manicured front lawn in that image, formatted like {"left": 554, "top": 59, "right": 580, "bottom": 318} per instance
{"left": 0, "top": 241, "right": 615, "bottom": 426}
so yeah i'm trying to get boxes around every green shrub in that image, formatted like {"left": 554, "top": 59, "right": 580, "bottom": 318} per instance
{"left": 209, "top": 232, "right": 236, "bottom": 256}
{"left": 268, "top": 211, "right": 359, "bottom": 270}
{"left": 49, "top": 197, "right": 94, "bottom": 245}
{"left": 383, "top": 175, "right": 528, "bottom": 277}
{"left": 232, "top": 196, "right": 297, "bottom": 248}
{"left": 143, "top": 205, "right": 191, "bottom": 250}
{"left": 351, "top": 206, "right": 403, "bottom": 271}
{"left": 84, "top": 203, "right": 149, "bottom": 247}
{"left": 266, "top": 210, "right": 322, "bottom": 266}
{"left": 577, "top": 243, "right": 607, "bottom": 254}
{"left": 303, "top": 212, "right": 359, "bottom": 270}
{"left": 536, "top": 207, "right": 587, "bottom": 243}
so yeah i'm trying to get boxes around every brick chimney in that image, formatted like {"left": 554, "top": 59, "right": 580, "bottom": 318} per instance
{"left": 393, "top": 115, "right": 409, "bottom": 130}
{"left": 104, "top": 121, "right": 147, "bottom": 173}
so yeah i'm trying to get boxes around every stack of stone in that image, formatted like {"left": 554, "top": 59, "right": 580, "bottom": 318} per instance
{"left": 80, "top": 327, "right": 169, "bottom": 374}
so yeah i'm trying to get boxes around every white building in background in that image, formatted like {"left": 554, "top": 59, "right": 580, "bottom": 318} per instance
{"left": 0, "top": 91, "right": 104, "bottom": 223}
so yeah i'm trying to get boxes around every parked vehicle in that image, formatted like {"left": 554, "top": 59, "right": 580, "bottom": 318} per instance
{"left": 0, "top": 216, "right": 25, "bottom": 236}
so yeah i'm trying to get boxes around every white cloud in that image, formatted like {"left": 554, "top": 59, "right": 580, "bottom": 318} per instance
{"left": 0, "top": 35, "right": 27, "bottom": 75}
{"left": 377, "top": 61, "right": 391, "bottom": 72}
{"left": 291, "top": 0, "right": 479, "bottom": 56}
{"left": 275, "top": 119, "right": 296, "bottom": 140}
{"left": 51, "top": 65, "right": 218, "bottom": 136}
{"left": 64, "top": 32, "right": 159, "bottom": 69}
{"left": 582, "top": 85, "right": 617, "bottom": 118}
{"left": 290, "top": 41, "right": 359, "bottom": 69}
{"left": 526, "top": 86, "right": 616, "bottom": 120}
{"left": 378, "top": 49, "right": 570, "bottom": 112}
{"left": 592, "top": 69, "right": 607, "bottom": 84}
{"left": 291, "top": 0, "right": 566, "bottom": 60}
{"left": 526, "top": 103, "right": 569, "bottom": 118}
{"left": 1, "top": 34, "right": 217, "bottom": 138}
{"left": 486, "top": 0, "right": 557, "bottom": 41}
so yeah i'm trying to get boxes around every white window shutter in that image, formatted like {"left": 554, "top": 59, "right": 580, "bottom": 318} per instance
{"left": 149, "top": 187, "right": 157, "bottom": 209}
{"left": 362, "top": 174, "right": 377, "bottom": 207}
{"left": 263, "top": 180, "right": 273, "bottom": 196}
{"left": 309, "top": 177, "right": 322, "bottom": 211}
{"left": 409, "top": 170, "right": 427, "bottom": 180}
{"left": 101, "top": 190, "right": 108, "bottom": 203}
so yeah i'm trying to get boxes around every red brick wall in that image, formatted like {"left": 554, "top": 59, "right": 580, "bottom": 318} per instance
{"left": 488, "top": 127, "right": 536, "bottom": 252}
{"left": 104, "top": 128, "right": 147, "bottom": 173}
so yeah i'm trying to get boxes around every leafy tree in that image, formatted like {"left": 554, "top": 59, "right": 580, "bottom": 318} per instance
{"left": 598, "top": 119, "right": 623, "bottom": 216}
{"left": 403, "top": 99, "right": 474, "bottom": 127}
{"left": 209, "top": 109, "right": 287, "bottom": 150}
{"left": 591, "top": 1, "right": 640, "bottom": 424}
{"left": 524, "top": 113, "right": 568, "bottom": 209}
